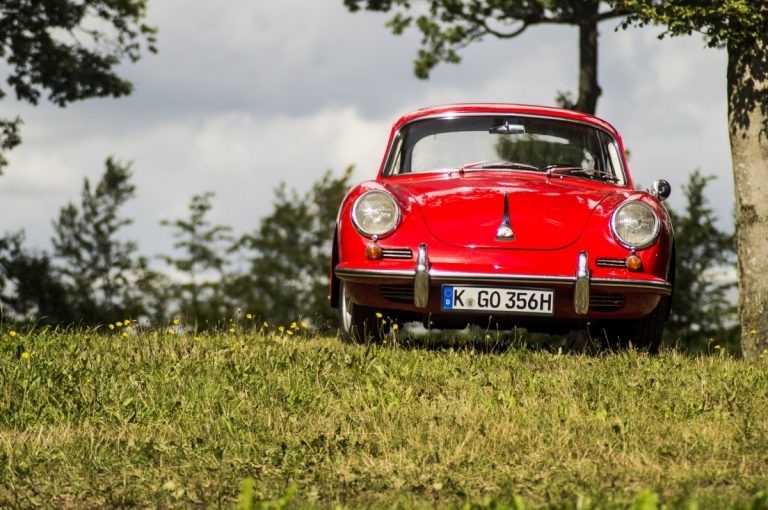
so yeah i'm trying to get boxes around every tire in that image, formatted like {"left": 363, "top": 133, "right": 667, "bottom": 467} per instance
{"left": 339, "top": 282, "right": 388, "bottom": 342}
{"left": 595, "top": 296, "right": 669, "bottom": 354}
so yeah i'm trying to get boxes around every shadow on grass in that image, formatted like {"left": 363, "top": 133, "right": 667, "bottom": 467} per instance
{"left": 352, "top": 323, "right": 740, "bottom": 359}
{"left": 383, "top": 324, "right": 607, "bottom": 356}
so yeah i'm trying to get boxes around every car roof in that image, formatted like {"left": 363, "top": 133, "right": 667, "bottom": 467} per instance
{"left": 393, "top": 103, "right": 620, "bottom": 137}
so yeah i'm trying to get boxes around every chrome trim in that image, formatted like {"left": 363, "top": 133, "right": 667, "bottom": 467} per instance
{"left": 430, "top": 271, "right": 574, "bottom": 285}
{"left": 591, "top": 278, "right": 672, "bottom": 294}
{"left": 380, "top": 111, "right": 629, "bottom": 186}
{"left": 574, "top": 251, "right": 590, "bottom": 316}
{"left": 335, "top": 268, "right": 415, "bottom": 280}
{"left": 381, "top": 248, "right": 413, "bottom": 259}
{"left": 335, "top": 266, "right": 672, "bottom": 295}
{"left": 610, "top": 200, "right": 661, "bottom": 250}
{"left": 496, "top": 191, "right": 515, "bottom": 241}
{"left": 350, "top": 190, "right": 401, "bottom": 239}
{"left": 414, "top": 243, "right": 430, "bottom": 308}
{"left": 596, "top": 258, "right": 627, "bottom": 268}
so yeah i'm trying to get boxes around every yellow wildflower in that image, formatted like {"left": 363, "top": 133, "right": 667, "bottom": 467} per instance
{"left": 108, "top": 324, "right": 115, "bottom": 330}
{"left": 714, "top": 345, "right": 721, "bottom": 350}
{"left": 301, "top": 321, "right": 309, "bottom": 329}
{"left": 263, "top": 322, "right": 269, "bottom": 328}
{"left": 751, "top": 329, "right": 758, "bottom": 335}
{"left": 9, "top": 330, "right": 17, "bottom": 337}
{"left": 21, "top": 351, "right": 30, "bottom": 359}
{"left": 168, "top": 329, "right": 175, "bottom": 335}
{"left": 173, "top": 318, "right": 180, "bottom": 326}
{"left": 116, "top": 321, "right": 123, "bottom": 327}
{"left": 124, "top": 319, "right": 130, "bottom": 325}
{"left": 375, "top": 312, "right": 383, "bottom": 319}
{"left": 122, "top": 332, "right": 129, "bottom": 338}
{"left": 392, "top": 324, "right": 399, "bottom": 331}
{"left": 287, "top": 330, "right": 294, "bottom": 336}
{"left": 246, "top": 313, "right": 253, "bottom": 320}
{"left": 229, "top": 327, "right": 235, "bottom": 333}
{"left": 278, "top": 326, "right": 285, "bottom": 333}
{"left": 291, "top": 322, "right": 298, "bottom": 329}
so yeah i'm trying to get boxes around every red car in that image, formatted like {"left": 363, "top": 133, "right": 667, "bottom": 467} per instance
{"left": 331, "top": 104, "right": 674, "bottom": 350}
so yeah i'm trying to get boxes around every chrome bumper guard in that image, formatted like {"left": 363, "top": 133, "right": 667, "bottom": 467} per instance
{"left": 414, "top": 243, "right": 430, "bottom": 308}
{"left": 574, "top": 251, "right": 590, "bottom": 316}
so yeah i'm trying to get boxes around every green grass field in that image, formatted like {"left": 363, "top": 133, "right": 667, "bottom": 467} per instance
{"left": 1, "top": 325, "right": 767, "bottom": 509}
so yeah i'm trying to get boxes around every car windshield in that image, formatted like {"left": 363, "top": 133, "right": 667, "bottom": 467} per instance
{"left": 383, "top": 115, "right": 627, "bottom": 185}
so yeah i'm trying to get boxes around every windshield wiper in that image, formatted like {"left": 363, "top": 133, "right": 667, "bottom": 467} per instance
{"left": 542, "top": 164, "right": 619, "bottom": 183}
{"left": 459, "top": 160, "right": 540, "bottom": 172}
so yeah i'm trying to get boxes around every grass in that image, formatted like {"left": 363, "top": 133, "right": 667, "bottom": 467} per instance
{"left": 1, "top": 325, "right": 767, "bottom": 509}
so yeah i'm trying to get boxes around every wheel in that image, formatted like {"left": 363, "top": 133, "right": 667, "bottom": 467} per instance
{"left": 594, "top": 296, "right": 669, "bottom": 353}
{"left": 339, "top": 282, "right": 388, "bottom": 342}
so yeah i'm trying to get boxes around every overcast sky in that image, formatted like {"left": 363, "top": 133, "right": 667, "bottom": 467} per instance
{"left": 1, "top": 1, "right": 732, "bottom": 263}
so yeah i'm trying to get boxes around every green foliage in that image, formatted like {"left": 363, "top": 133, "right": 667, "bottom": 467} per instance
{"left": 0, "top": 0, "right": 157, "bottom": 173}
{"left": 616, "top": 0, "right": 768, "bottom": 48}
{"left": 228, "top": 167, "right": 354, "bottom": 328}
{"left": 159, "top": 192, "right": 233, "bottom": 326}
{"left": 0, "top": 117, "right": 21, "bottom": 172}
{"left": 51, "top": 157, "right": 157, "bottom": 324}
{"left": 2, "top": 329, "right": 768, "bottom": 507}
{"left": 665, "top": 171, "right": 738, "bottom": 351}
{"left": 343, "top": 0, "right": 624, "bottom": 113}
{"left": 0, "top": 231, "right": 71, "bottom": 324}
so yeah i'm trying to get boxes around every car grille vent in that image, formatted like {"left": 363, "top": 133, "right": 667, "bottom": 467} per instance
{"left": 596, "top": 258, "right": 627, "bottom": 269}
{"left": 380, "top": 285, "right": 414, "bottom": 303}
{"left": 589, "top": 294, "right": 625, "bottom": 312}
{"left": 382, "top": 248, "right": 413, "bottom": 259}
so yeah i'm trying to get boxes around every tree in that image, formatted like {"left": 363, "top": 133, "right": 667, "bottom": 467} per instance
{"left": 51, "top": 157, "right": 152, "bottom": 323}
{"left": 0, "top": 0, "right": 157, "bottom": 173}
{"left": 342, "top": 0, "right": 631, "bottom": 114}
{"left": 665, "top": 171, "right": 737, "bottom": 350}
{"left": 228, "top": 168, "right": 353, "bottom": 327}
{"left": 618, "top": 1, "right": 768, "bottom": 360}
{"left": 0, "top": 231, "right": 72, "bottom": 324}
{"left": 159, "top": 192, "right": 233, "bottom": 326}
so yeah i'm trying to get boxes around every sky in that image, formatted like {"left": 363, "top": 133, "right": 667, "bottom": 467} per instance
{"left": 1, "top": 1, "right": 732, "bottom": 264}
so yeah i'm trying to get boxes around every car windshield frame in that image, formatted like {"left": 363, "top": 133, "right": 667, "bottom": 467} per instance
{"left": 381, "top": 113, "right": 628, "bottom": 186}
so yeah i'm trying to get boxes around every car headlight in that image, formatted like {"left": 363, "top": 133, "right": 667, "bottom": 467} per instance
{"left": 351, "top": 190, "right": 400, "bottom": 237}
{"left": 611, "top": 200, "right": 660, "bottom": 249}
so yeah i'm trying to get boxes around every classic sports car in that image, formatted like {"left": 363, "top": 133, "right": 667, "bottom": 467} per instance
{"left": 331, "top": 104, "right": 674, "bottom": 350}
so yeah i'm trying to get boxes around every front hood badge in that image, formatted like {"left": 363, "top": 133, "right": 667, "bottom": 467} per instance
{"left": 496, "top": 192, "right": 515, "bottom": 241}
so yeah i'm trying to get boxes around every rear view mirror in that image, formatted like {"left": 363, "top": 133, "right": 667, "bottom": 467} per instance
{"left": 650, "top": 180, "right": 671, "bottom": 201}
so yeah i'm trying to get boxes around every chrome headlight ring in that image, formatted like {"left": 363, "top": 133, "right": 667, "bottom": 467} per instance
{"left": 610, "top": 200, "right": 660, "bottom": 249}
{"left": 351, "top": 190, "right": 401, "bottom": 238}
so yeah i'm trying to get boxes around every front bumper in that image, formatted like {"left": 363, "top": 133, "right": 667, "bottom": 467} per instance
{"left": 335, "top": 245, "right": 671, "bottom": 320}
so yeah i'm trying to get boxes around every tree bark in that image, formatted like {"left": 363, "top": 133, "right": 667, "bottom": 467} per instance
{"left": 728, "top": 37, "right": 768, "bottom": 360}
{"left": 575, "top": 2, "right": 601, "bottom": 115}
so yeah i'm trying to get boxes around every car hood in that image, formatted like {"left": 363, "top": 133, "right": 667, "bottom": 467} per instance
{"left": 388, "top": 172, "right": 617, "bottom": 250}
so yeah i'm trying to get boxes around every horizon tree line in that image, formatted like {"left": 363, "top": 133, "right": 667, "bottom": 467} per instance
{"left": 0, "top": 158, "right": 737, "bottom": 352}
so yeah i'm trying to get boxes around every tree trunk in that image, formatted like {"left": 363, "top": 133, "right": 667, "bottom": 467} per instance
{"left": 575, "top": 3, "right": 601, "bottom": 115}
{"left": 728, "top": 37, "right": 768, "bottom": 360}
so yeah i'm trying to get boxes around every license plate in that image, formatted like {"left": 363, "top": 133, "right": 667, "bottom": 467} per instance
{"left": 441, "top": 286, "right": 554, "bottom": 315}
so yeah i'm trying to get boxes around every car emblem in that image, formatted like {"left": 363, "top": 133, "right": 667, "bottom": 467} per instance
{"left": 496, "top": 192, "right": 515, "bottom": 241}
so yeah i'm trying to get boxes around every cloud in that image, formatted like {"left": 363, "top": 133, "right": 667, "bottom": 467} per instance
{"left": 3, "top": 106, "right": 388, "bottom": 257}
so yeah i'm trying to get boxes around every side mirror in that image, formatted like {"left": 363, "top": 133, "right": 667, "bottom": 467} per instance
{"left": 650, "top": 180, "right": 671, "bottom": 201}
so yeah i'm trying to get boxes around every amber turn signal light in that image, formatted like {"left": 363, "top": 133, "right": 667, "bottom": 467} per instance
{"left": 626, "top": 254, "right": 642, "bottom": 272}
{"left": 366, "top": 242, "right": 383, "bottom": 260}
